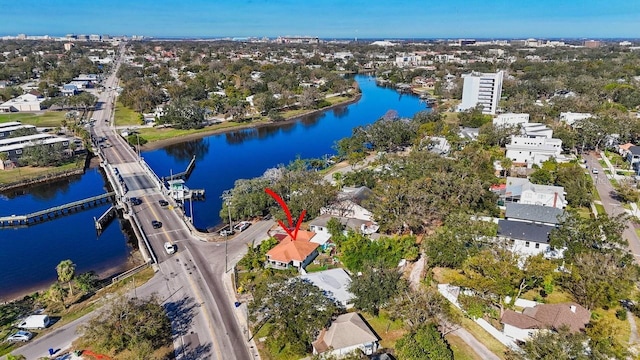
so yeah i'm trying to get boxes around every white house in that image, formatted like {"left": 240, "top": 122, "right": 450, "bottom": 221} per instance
{"left": 520, "top": 123, "right": 553, "bottom": 139}
{"left": 312, "top": 313, "right": 380, "bottom": 358}
{"left": 560, "top": 112, "right": 592, "bottom": 126}
{"left": 505, "top": 136, "right": 563, "bottom": 168}
{"left": 266, "top": 230, "right": 319, "bottom": 271}
{"left": 321, "top": 187, "right": 374, "bottom": 222}
{"left": 456, "top": 71, "right": 504, "bottom": 115}
{"left": 504, "top": 177, "right": 567, "bottom": 209}
{"left": 493, "top": 113, "right": 529, "bottom": 127}
{"left": 501, "top": 303, "right": 590, "bottom": 342}
{"left": 301, "top": 268, "right": 354, "bottom": 308}
{"left": 497, "top": 219, "right": 555, "bottom": 257}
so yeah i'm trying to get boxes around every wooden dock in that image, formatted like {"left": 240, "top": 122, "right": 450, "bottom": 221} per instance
{"left": 0, "top": 192, "right": 115, "bottom": 227}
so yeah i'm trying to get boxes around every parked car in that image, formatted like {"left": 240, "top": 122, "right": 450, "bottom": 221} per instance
{"left": 151, "top": 220, "right": 162, "bottom": 229}
{"left": 219, "top": 228, "right": 234, "bottom": 236}
{"left": 158, "top": 199, "right": 169, "bottom": 207}
{"left": 7, "top": 330, "right": 33, "bottom": 342}
{"left": 130, "top": 197, "right": 142, "bottom": 205}
{"left": 164, "top": 242, "right": 176, "bottom": 254}
{"left": 234, "top": 221, "right": 251, "bottom": 232}
{"left": 592, "top": 168, "right": 599, "bottom": 174}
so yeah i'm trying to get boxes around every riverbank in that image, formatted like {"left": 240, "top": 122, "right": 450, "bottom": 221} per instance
{"left": 0, "top": 157, "right": 88, "bottom": 192}
{"left": 140, "top": 93, "right": 361, "bottom": 151}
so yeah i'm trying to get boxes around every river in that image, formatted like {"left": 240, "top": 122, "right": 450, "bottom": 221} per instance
{"left": 0, "top": 75, "right": 428, "bottom": 300}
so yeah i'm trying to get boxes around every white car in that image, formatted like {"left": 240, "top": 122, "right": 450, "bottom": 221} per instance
{"left": 592, "top": 168, "right": 599, "bottom": 174}
{"left": 234, "top": 221, "right": 251, "bottom": 232}
{"left": 7, "top": 330, "right": 33, "bottom": 342}
{"left": 164, "top": 242, "right": 176, "bottom": 255}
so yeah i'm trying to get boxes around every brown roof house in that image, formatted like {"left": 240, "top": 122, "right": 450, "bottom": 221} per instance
{"left": 501, "top": 302, "right": 590, "bottom": 342}
{"left": 266, "top": 230, "right": 319, "bottom": 271}
{"left": 312, "top": 313, "right": 380, "bottom": 358}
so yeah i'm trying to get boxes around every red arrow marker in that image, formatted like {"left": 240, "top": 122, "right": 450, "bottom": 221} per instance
{"left": 265, "top": 188, "right": 306, "bottom": 241}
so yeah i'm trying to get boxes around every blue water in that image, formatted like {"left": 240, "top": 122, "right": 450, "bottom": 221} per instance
{"left": 143, "top": 75, "right": 428, "bottom": 228}
{"left": 0, "top": 75, "right": 428, "bottom": 299}
{"left": 0, "top": 168, "right": 131, "bottom": 300}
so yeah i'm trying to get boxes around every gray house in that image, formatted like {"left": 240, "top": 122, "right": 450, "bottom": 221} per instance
{"left": 504, "top": 203, "right": 565, "bottom": 226}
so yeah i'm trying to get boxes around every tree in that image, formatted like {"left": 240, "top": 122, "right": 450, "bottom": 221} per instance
{"left": 249, "top": 277, "right": 339, "bottom": 352}
{"left": 458, "top": 248, "right": 522, "bottom": 314}
{"left": 159, "top": 97, "right": 205, "bottom": 129}
{"left": 586, "top": 317, "right": 629, "bottom": 359}
{"left": 300, "top": 87, "right": 319, "bottom": 109}
{"left": 253, "top": 91, "right": 279, "bottom": 114}
{"left": 505, "top": 326, "right": 590, "bottom": 360}
{"left": 424, "top": 213, "right": 497, "bottom": 268}
{"left": 390, "top": 288, "right": 459, "bottom": 333}
{"left": 56, "top": 259, "right": 76, "bottom": 297}
{"left": 46, "top": 282, "right": 67, "bottom": 309}
{"left": 349, "top": 261, "right": 406, "bottom": 316}
{"left": 528, "top": 168, "right": 555, "bottom": 185}
{"left": 561, "top": 252, "right": 636, "bottom": 310}
{"left": 395, "top": 323, "right": 454, "bottom": 360}
{"left": 75, "top": 271, "right": 99, "bottom": 294}
{"left": 78, "top": 294, "right": 171, "bottom": 358}
{"left": 550, "top": 211, "right": 630, "bottom": 261}
{"left": 616, "top": 179, "right": 639, "bottom": 203}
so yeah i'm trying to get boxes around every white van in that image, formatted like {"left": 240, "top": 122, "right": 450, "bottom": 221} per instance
{"left": 18, "top": 315, "right": 50, "bottom": 329}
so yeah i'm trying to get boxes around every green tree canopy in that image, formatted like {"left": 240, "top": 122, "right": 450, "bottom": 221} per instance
{"left": 396, "top": 323, "right": 454, "bottom": 360}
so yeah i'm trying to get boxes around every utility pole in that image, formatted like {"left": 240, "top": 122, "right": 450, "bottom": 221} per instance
{"left": 222, "top": 190, "right": 233, "bottom": 273}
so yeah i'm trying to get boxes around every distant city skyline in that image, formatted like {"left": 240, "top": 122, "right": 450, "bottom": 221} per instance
{"left": 1, "top": 0, "right": 639, "bottom": 39}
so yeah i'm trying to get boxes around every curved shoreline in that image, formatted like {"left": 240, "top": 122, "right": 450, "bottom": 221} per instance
{"left": 141, "top": 93, "right": 362, "bottom": 151}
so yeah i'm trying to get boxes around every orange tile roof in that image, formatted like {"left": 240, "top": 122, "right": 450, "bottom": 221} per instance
{"left": 266, "top": 230, "right": 319, "bottom": 263}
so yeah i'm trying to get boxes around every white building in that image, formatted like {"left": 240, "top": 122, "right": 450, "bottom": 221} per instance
{"left": 301, "top": 268, "right": 354, "bottom": 308}
{"left": 313, "top": 313, "right": 380, "bottom": 358}
{"left": 506, "top": 136, "right": 563, "bottom": 168}
{"left": 504, "top": 177, "right": 567, "bottom": 209}
{"left": 520, "top": 123, "right": 553, "bottom": 139}
{"left": 493, "top": 113, "right": 529, "bottom": 127}
{"left": 560, "top": 112, "right": 592, "bottom": 126}
{"left": 0, "top": 93, "right": 44, "bottom": 112}
{"left": 497, "top": 219, "right": 554, "bottom": 257}
{"left": 457, "top": 71, "right": 504, "bottom": 115}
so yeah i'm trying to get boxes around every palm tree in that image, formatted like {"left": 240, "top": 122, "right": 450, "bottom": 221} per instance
{"left": 56, "top": 259, "right": 76, "bottom": 297}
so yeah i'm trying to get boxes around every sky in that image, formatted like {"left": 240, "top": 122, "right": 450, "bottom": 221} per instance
{"left": 1, "top": 0, "right": 639, "bottom": 39}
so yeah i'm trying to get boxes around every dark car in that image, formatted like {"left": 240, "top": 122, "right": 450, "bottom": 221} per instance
{"left": 130, "top": 197, "right": 142, "bottom": 205}
{"left": 151, "top": 220, "right": 162, "bottom": 229}
{"left": 158, "top": 200, "right": 169, "bottom": 207}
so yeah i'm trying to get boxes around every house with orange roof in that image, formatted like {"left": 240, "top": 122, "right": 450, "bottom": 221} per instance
{"left": 266, "top": 230, "right": 319, "bottom": 271}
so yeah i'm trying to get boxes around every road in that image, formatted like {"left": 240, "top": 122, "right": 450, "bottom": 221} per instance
{"left": 13, "top": 44, "right": 267, "bottom": 360}
{"left": 585, "top": 153, "right": 640, "bottom": 261}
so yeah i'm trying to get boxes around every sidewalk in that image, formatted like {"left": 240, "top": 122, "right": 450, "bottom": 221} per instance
{"left": 222, "top": 271, "right": 261, "bottom": 360}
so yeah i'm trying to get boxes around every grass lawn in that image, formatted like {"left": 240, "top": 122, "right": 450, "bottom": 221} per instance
{"left": 362, "top": 311, "right": 406, "bottom": 349}
{"left": 253, "top": 322, "right": 306, "bottom": 360}
{"left": 595, "top": 203, "right": 606, "bottom": 215}
{"left": 592, "top": 307, "right": 631, "bottom": 345}
{"left": 432, "top": 267, "right": 466, "bottom": 284}
{"left": 445, "top": 333, "right": 482, "bottom": 360}
{"left": 280, "top": 109, "right": 310, "bottom": 119}
{"left": 458, "top": 315, "right": 507, "bottom": 359}
{"left": 114, "top": 102, "right": 142, "bottom": 126}
{"left": 0, "top": 160, "right": 84, "bottom": 185}
{"left": 325, "top": 95, "right": 352, "bottom": 105}
{"left": 0, "top": 111, "right": 68, "bottom": 127}
{"left": 138, "top": 121, "right": 258, "bottom": 143}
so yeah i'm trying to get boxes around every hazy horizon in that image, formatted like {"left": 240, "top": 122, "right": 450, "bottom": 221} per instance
{"left": 1, "top": 0, "right": 638, "bottom": 39}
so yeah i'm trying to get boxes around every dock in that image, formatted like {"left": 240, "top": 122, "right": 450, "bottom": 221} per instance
{"left": 162, "top": 155, "right": 196, "bottom": 181}
{"left": 94, "top": 205, "right": 117, "bottom": 231}
{"left": 0, "top": 192, "right": 115, "bottom": 227}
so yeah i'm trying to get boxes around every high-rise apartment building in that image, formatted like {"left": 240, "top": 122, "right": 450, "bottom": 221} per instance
{"left": 457, "top": 71, "right": 504, "bottom": 115}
